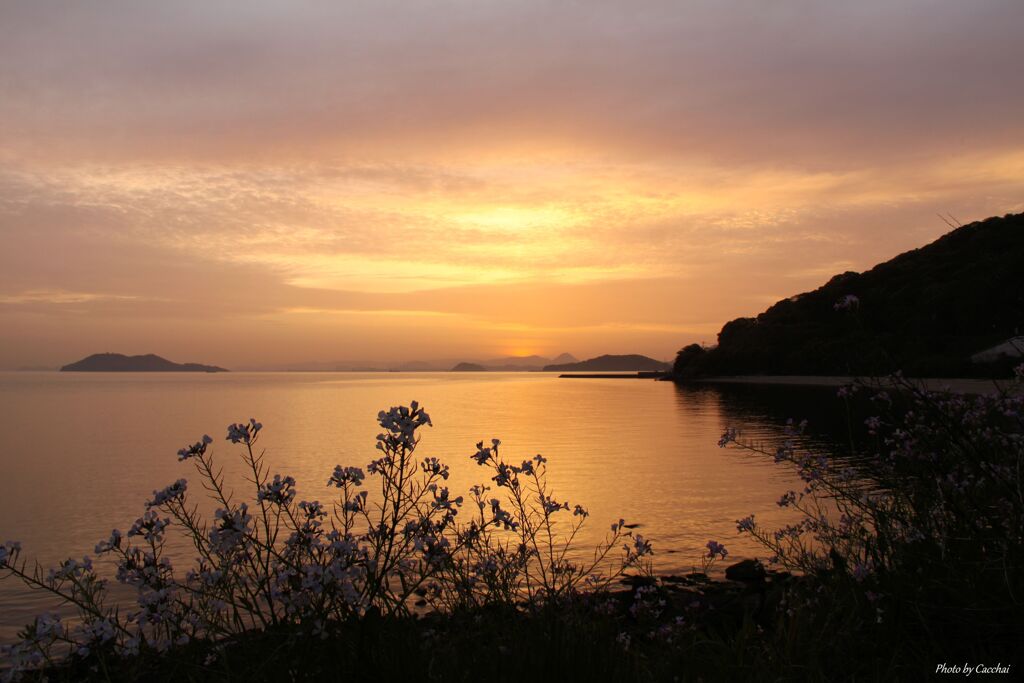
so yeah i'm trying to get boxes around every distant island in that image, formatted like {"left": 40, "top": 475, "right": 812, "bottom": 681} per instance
{"left": 61, "top": 353, "right": 228, "bottom": 373}
{"left": 470, "top": 353, "right": 578, "bottom": 371}
{"left": 673, "top": 212, "right": 1024, "bottom": 380}
{"left": 544, "top": 354, "right": 670, "bottom": 372}
{"left": 246, "top": 353, "right": 580, "bottom": 372}
{"left": 445, "top": 353, "right": 578, "bottom": 372}
{"left": 451, "top": 362, "right": 487, "bottom": 372}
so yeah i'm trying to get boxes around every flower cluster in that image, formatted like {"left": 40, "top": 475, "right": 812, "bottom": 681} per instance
{"left": 177, "top": 434, "right": 212, "bottom": 461}
{"left": 127, "top": 511, "right": 170, "bottom": 543}
{"left": 257, "top": 474, "right": 296, "bottom": 505}
{"left": 705, "top": 540, "right": 728, "bottom": 560}
{"left": 376, "top": 401, "right": 431, "bottom": 452}
{"left": 94, "top": 529, "right": 122, "bottom": 554}
{"left": 327, "top": 465, "right": 365, "bottom": 488}
{"left": 420, "top": 456, "right": 449, "bottom": 480}
{"left": 0, "top": 540, "right": 21, "bottom": 566}
{"left": 625, "top": 535, "right": 653, "bottom": 564}
{"left": 471, "top": 438, "right": 501, "bottom": 465}
{"left": 209, "top": 504, "right": 252, "bottom": 555}
{"left": 147, "top": 479, "right": 187, "bottom": 508}
{"left": 226, "top": 418, "right": 262, "bottom": 445}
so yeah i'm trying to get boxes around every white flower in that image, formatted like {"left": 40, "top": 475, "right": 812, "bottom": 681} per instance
{"left": 76, "top": 618, "right": 116, "bottom": 645}
{"left": 420, "top": 457, "right": 450, "bottom": 480}
{"left": 0, "top": 540, "right": 21, "bottom": 566}
{"left": 94, "top": 529, "right": 122, "bottom": 554}
{"left": 299, "top": 500, "right": 326, "bottom": 520}
{"left": 626, "top": 534, "right": 653, "bottom": 560}
{"left": 226, "top": 418, "right": 262, "bottom": 444}
{"left": 539, "top": 494, "right": 568, "bottom": 515}
{"left": 209, "top": 504, "right": 252, "bottom": 554}
{"left": 492, "top": 462, "right": 517, "bottom": 487}
{"left": 328, "top": 465, "right": 365, "bottom": 488}
{"left": 147, "top": 479, "right": 187, "bottom": 508}
{"left": 48, "top": 556, "right": 93, "bottom": 582}
{"left": 431, "top": 486, "right": 463, "bottom": 513}
{"left": 177, "top": 435, "right": 212, "bottom": 461}
{"left": 490, "top": 499, "right": 517, "bottom": 530}
{"left": 705, "top": 540, "right": 728, "bottom": 559}
{"left": 471, "top": 440, "right": 496, "bottom": 465}
{"left": 342, "top": 491, "right": 368, "bottom": 513}
{"left": 776, "top": 491, "right": 797, "bottom": 508}
{"left": 127, "top": 510, "right": 170, "bottom": 543}
{"left": 257, "top": 474, "right": 296, "bottom": 505}
{"left": 376, "top": 402, "right": 431, "bottom": 451}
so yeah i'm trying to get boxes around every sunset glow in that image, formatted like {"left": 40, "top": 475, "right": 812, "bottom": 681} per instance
{"left": 2, "top": 1, "right": 1023, "bottom": 369}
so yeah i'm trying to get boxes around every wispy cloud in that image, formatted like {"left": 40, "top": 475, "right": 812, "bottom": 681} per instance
{"left": 0, "top": 289, "right": 144, "bottom": 306}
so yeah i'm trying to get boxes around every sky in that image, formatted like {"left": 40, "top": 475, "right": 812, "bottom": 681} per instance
{"left": 1, "top": 1, "right": 1023, "bottom": 369}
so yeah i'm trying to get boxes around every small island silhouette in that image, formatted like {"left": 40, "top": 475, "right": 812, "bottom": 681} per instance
{"left": 451, "top": 362, "right": 488, "bottom": 372}
{"left": 60, "top": 353, "right": 228, "bottom": 373}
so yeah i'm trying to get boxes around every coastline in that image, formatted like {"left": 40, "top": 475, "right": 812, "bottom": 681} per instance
{"left": 694, "top": 375, "right": 1011, "bottom": 395}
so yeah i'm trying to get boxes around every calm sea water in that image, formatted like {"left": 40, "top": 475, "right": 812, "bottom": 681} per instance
{"left": 0, "top": 371, "right": 841, "bottom": 642}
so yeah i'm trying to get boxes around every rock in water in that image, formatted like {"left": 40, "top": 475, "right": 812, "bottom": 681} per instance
{"left": 725, "top": 559, "right": 766, "bottom": 583}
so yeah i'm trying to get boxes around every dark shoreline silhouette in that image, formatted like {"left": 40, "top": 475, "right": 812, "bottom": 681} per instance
{"left": 560, "top": 371, "right": 669, "bottom": 379}
{"left": 674, "top": 212, "right": 1024, "bottom": 380}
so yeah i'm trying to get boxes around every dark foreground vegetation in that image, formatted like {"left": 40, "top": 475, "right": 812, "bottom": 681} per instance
{"left": 2, "top": 375, "right": 1022, "bottom": 681}
{"left": 674, "top": 212, "right": 1024, "bottom": 379}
